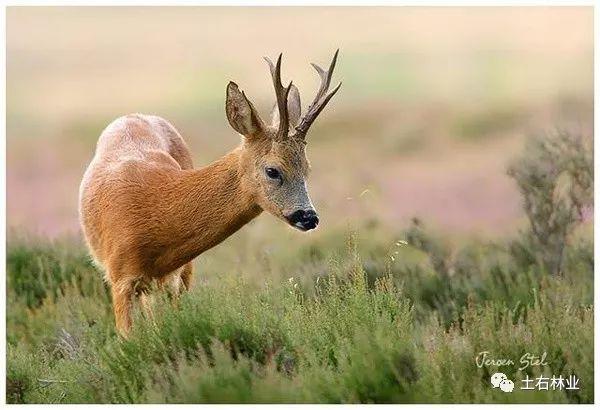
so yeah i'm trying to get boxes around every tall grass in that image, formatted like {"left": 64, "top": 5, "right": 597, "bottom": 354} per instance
{"left": 6, "top": 131, "right": 593, "bottom": 403}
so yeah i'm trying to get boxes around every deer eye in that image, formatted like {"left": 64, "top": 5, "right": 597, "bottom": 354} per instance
{"left": 265, "top": 167, "right": 281, "bottom": 180}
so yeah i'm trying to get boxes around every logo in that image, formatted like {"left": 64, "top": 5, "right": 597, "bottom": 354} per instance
{"left": 480, "top": 353, "right": 581, "bottom": 393}
{"left": 491, "top": 372, "right": 514, "bottom": 393}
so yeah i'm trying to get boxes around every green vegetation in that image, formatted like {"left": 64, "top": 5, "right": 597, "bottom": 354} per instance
{"left": 6, "top": 131, "right": 593, "bottom": 404}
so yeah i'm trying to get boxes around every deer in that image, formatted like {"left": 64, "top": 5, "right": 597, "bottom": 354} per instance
{"left": 78, "top": 51, "right": 341, "bottom": 337}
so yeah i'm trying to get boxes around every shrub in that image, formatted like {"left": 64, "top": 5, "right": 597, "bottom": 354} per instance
{"left": 507, "top": 131, "right": 593, "bottom": 275}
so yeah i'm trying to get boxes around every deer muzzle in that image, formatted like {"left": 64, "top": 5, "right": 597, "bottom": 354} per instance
{"left": 287, "top": 209, "right": 319, "bottom": 231}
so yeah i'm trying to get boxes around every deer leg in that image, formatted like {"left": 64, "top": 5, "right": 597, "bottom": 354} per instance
{"left": 138, "top": 291, "right": 156, "bottom": 323}
{"left": 111, "top": 280, "right": 135, "bottom": 338}
{"left": 180, "top": 262, "right": 193, "bottom": 292}
{"left": 157, "top": 264, "right": 191, "bottom": 307}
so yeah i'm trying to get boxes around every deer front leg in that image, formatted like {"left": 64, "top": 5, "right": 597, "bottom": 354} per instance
{"left": 158, "top": 264, "right": 193, "bottom": 296}
{"left": 157, "top": 263, "right": 193, "bottom": 307}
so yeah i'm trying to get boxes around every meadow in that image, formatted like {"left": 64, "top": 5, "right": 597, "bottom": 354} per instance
{"left": 7, "top": 129, "right": 594, "bottom": 403}
{"left": 6, "top": 7, "right": 594, "bottom": 404}
{"left": 7, "top": 155, "right": 594, "bottom": 403}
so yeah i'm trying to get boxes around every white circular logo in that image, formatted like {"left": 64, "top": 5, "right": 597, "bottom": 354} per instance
{"left": 491, "top": 372, "right": 507, "bottom": 388}
{"left": 499, "top": 379, "right": 515, "bottom": 393}
{"left": 491, "top": 372, "right": 513, "bottom": 393}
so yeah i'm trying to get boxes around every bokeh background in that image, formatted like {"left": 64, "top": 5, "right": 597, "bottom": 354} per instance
{"left": 7, "top": 6, "right": 593, "bottom": 239}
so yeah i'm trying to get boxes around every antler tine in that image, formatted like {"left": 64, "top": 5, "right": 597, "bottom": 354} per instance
{"left": 264, "top": 53, "right": 292, "bottom": 141}
{"left": 310, "top": 48, "right": 338, "bottom": 104}
{"left": 295, "top": 49, "right": 341, "bottom": 138}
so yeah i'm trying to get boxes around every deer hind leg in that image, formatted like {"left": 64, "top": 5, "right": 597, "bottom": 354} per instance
{"left": 138, "top": 291, "right": 156, "bottom": 323}
{"left": 111, "top": 278, "right": 136, "bottom": 338}
{"left": 180, "top": 262, "right": 193, "bottom": 292}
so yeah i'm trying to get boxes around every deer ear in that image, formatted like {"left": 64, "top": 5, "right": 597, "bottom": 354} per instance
{"left": 226, "top": 82, "right": 265, "bottom": 138}
{"left": 287, "top": 84, "right": 301, "bottom": 128}
{"left": 270, "top": 84, "right": 301, "bottom": 129}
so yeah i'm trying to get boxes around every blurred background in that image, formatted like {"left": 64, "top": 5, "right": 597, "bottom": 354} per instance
{"left": 7, "top": 6, "right": 593, "bottom": 240}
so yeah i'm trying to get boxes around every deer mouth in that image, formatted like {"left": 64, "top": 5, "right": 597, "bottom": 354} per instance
{"left": 292, "top": 221, "right": 311, "bottom": 231}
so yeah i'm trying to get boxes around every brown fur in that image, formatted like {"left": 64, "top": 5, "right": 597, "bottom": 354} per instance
{"left": 79, "top": 53, "right": 339, "bottom": 336}
{"left": 79, "top": 114, "right": 265, "bottom": 335}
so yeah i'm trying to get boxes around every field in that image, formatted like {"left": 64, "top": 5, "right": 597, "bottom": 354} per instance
{"left": 6, "top": 190, "right": 595, "bottom": 403}
{"left": 6, "top": 7, "right": 594, "bottom": 404}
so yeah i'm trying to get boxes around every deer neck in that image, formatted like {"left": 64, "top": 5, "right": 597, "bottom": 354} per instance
{"left": 155, "top": 147, "right": 261, "bottom": 273}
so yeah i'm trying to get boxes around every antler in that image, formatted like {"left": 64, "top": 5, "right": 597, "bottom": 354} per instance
{"left": 294, "top": 49, "right": 342, "bottom": 139}
{"left": 264, "top": 53, "right": 293, "bottom": 141}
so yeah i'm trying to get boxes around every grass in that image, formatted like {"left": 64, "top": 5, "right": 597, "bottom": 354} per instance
{"left": 6, "top": 219, "right": 593, "bottom": 403}
{"left": 6, "top": 131, "right": 593, "bottom": 403}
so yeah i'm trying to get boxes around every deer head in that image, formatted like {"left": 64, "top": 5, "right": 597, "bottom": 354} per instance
{"left": 225, "top": 51, "right": 341, "bottom": 231}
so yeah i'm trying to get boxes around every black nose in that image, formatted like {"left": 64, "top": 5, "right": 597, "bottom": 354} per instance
{"left": 287, "top": 209, "right": 319, "bottom": 231}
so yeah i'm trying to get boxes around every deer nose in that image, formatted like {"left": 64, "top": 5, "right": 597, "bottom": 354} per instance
{"left": 287, "top": 209, "right": 319, "bottom": 231}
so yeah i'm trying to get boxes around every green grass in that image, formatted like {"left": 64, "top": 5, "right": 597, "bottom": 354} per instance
{"left": 6, "top": 223, "right": 593, "bottom": 404}
{"left": 6, "top": 131, "right": 594, "bottom": 403}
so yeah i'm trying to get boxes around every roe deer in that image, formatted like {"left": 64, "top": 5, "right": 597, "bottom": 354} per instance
{"left": 79, "top": 51, "right": 341, "bottom": 336}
